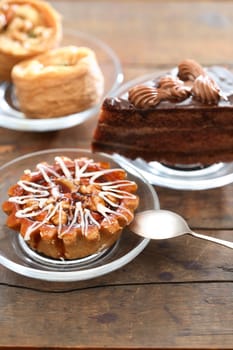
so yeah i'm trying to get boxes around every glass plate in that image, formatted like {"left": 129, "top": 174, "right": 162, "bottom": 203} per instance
{"left": 0, "top": 148, "right": 159, "bottom": 282}
{"left": 112, "top": 72, "right": 233, "bottom": 190}
{"left": 0, "top": 29, "right": 123, "bottom": 132}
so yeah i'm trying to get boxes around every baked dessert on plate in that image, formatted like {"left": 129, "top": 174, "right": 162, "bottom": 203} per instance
{"left": 0, "top": 149, "right": 158, "bottom": 281}
{"left": 11, "top": 45, "right": 104, "bottom": 118}
{"left": 0, "top": 29, "right": 122, "bottom": 131}
{"left": 2, "top": 155, "right": 139, "bottom": 260}
{"left": 0, "top": 0, "right": 62, "bottom": 81}
{"left": 92, "top": 59, "right": 233, "bottom": 166}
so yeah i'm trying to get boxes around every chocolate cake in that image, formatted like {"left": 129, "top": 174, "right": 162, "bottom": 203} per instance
{"left": 2, "top": 156, "right": 139, "bottom": 260}
{"left": 92, "top": 59, "right": 233, "bottom": 165}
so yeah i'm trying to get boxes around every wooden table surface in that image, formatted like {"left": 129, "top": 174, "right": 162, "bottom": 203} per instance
{"left": 0, "top": 0, "right": 233, "bottom": 348}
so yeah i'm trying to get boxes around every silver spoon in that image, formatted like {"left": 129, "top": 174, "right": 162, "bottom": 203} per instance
{"left": 130, "top": 209, "right": 233, "bottom": 249}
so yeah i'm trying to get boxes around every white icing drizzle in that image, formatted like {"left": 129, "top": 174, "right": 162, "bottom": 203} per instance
{"left": 36, "top": 164, "right": 58, "bottom": 184}
{"left": 9, "top": 194, "right": 47, "bottom": 204}
{"left": 89, "top": 168, "right": 126, "bottom": 184}
{"left": 9, "top": 157, "right": 137, "bottom": 240}
{"left": 61, "top": 201, "right": 83, "bottom": 237}
{"left": 17, "top": 180, "right": 50, "bottom": 194}
{"left": 57, "top": 202, "right": 63, "bottom": 237}
{"left": 55, "top": 156, "right": 72, "bottom": 179}
{"left": 23, "top": 203, "right": 60, "bottom": 241}
{"left": 58, "top": 202, "right": 101, "bottom": 238}
{"left": 36, "top": 163, "right": 60, "bottom": 177}
{"left": 74, "top": 158, "right": 94, "bottom": 181}
{"left": 83, "top": 208, "right": 100, "bottom": 237}
{"left": 16, "top": 203, "right": 51, "bottom": 218}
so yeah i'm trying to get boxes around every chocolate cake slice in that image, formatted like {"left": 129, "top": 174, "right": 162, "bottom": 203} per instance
{"left": 92, "top": 59, "right": 233, "bottom": 165}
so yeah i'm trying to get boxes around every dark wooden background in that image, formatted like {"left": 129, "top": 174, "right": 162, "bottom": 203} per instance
{"left": 0, "top": 1, "right": 233, "bottom": 348}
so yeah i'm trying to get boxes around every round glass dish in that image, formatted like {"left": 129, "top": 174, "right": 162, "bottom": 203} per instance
{"left": 0, "top": 29, "right": 123, "bottom": 132}
{"left": 0, "top": 148, "right": 159, "bottom": 282}
{"left": 112, "top": 72, "right": 233, "bottom": 191}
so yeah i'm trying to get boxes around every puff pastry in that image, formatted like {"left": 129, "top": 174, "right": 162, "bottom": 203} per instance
{"left": 11, "top": 46, "right": 105, "bottom": 118}
{"left": 0, "top": 0, "right": 62, "bottom": 81}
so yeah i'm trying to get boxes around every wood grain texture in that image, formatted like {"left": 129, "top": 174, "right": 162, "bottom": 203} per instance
{"left": 0, "top": 1, "right": 233, "bottom": 349}
{"left": 51, "top": 0, "right": 233, "bottom": 68}
{"left": 0, "top": 283, "right": 232, "bottom": 348}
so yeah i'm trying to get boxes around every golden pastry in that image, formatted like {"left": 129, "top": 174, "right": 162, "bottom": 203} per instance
{"left": 0, "top": 0, "right": 62, "bottom": 81}
{"left": 2, "top": 156, "right": 139, "bottom": 260}
{"left": 11, "top": 45, "right": 105, "bottom": 118}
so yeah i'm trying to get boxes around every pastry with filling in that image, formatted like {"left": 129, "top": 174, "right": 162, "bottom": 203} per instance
{"left": 12, "top": 46, "right": 105, "bottom": 118}
{"left": 2, "top": 156, "right": 139, "bottom": 260}
{"left": 0, "top": 0, "right": 62, "bottom": 81}
{"left": 92, "top": 59, "right": 233, "bottom": 165}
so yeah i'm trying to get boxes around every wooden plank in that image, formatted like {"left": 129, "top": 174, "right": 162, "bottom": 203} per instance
{"left": 0, "top": 227, "right": 232, "bottom": 292}
{"left": 0, "top": 283, "right": 232, "bottom": 348}
{"left": 157, "top": 184, "right": 233, "bottom": 229}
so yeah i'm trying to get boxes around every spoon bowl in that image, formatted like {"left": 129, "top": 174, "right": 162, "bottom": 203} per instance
{"left": 130, "top": 209, "right": 233, "bottom": 249}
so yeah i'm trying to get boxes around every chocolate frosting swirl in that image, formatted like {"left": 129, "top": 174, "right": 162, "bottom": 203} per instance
{"left": 157, "top": 75, "right": 184, "bottom": 89}
{"left": 178, "top": 59, "right": 206, "bottom": 81}
{"left": 127, "top": 59, "right": 228, "bottom": 109}
{"left": 191, "top": 75, "right": 221, "bottom": 104}
{"left": 129, "top": 77, "right": 191, "bottom": 108}
{"left": 157, "top": 75, "right": 191, "bottom": 102}
{"left": 128, "top": 85, "right": 160, "bottom": 108}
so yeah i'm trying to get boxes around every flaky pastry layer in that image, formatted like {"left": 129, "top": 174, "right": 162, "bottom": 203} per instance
{"left": 0, "top": 0, "right": 62, "bottom": 81}
{"left": 12, "top": 45, "right": 105, "bottom": 118}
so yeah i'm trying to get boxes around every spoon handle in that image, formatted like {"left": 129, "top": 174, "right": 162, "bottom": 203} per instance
{"left": 190, "top": 231, "right": 233, "bottom": 249}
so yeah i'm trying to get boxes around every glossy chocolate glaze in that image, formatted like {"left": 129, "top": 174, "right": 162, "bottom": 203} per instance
{"left": 105, "top": 66, "right": 233, "bottom": 110}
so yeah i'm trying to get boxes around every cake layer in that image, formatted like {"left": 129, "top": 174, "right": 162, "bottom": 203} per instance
{"left": 94, "top": 124, "right": 233, "bottom": 153}
{"left": 98, "top": 98, "right": 233, "bottom": 129}
{"left": 93, "top": 142, "right": 233, "bottom": 165}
